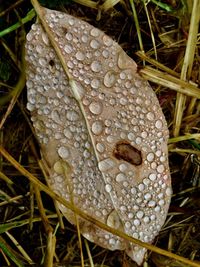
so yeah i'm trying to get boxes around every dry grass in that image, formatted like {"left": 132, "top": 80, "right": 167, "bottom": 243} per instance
{"left": 0, "top": 0, "right": 200, "bottom": 267}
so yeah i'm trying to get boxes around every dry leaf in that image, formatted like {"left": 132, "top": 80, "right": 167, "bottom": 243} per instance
{"left": 25, "top": 7, "right": 171, "bottom": 266}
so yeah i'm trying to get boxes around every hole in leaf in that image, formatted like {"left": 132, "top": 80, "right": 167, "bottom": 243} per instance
{"left": 49, "top": 60, "right": 55, "bottom": 66}
{"left": 113, "top": 141, "right": 142, "bottom": 166}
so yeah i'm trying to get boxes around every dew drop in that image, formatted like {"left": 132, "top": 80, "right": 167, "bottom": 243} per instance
{"left": 91, "top": 120, "right": 104, "bottom": 135}
{"left": 105, "top": 184, "right": 112, "bottom": 193}
{"left": 98, "top": 158, "right": 115, "bottom": 172}
{"left": 102, "top": 35, "right": 113, "bottom": 46}
{"left": 147, "top": 112, "right": 155, "bottom": 121}
{"left": 147, "top": 152, "right": 155, "bottom": 162}
{"left": 104, "top": 71, "right": 116, "bottom": 88}
{"left": 155, "top": 119, "right": 163, "bottom": 129}
{"left": 58, "top": 146, "right": 70, "bottom": 159}
{"left": 65, "top": 32, "right": 73, "bottom": 41}
{"left": 91, "top": 78, "right": 100, "bottom": 89}
{"left": 66, "top": 110, "right": 79, "bottom": 121}
{"left": 64, "top": 44, "right": 73, "bottom": 53}
{"left": 75, "top": 51, "right": 85, "bottom": 61}
{"left": 89, "top": 101, "right": 103, "bottom": 115}
{"left": 116, "top": 173, "right": 126, "bottom": 182}
{"left": 90, "top": 39, "right": 100, "bottom": 49}
{"left": 96, "top": 143, "right": 105, "bottom": 153}
{"left": 90, "top": 28, "right": 100, "bottom": 37}
{"left": 91, "top": 61, "right": 102, "bottom": 72}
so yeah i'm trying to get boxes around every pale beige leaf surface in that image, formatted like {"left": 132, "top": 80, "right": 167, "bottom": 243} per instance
{"left": 25, "top": 7, "right": 171, "bottom": 266}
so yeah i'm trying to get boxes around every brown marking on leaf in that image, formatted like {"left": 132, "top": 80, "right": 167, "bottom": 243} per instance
{"left": 113, "top": 141, "right": 142, "bottom": 166}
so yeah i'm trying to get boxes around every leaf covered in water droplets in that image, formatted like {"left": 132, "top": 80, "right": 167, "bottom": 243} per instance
{"left": 25, "top": 6, "right": 171, "bottom": 266}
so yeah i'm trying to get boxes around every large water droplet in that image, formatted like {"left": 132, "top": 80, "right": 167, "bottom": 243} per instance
{"left": 66, "top": 110, "right": 79, "bottom": 121}
{"left": 58, "top": 146, "right": 70, "bottom": 159}
{"left": 98, "top": 158, "right": 115, "bottom": 172}
{"left": 104, "top": 71, "right": 116, "bottom": 87}
{"left": 89, "top": 101, "right": 103, "bottom": 115}
{"left": 91, "top": 61, "right": 102, "bottom": 72}
{"left": 91, "top": 120, "right": 104, "bottom": 135}
{"left": 91, "top": 78, "right": 100, "bottom": 89}
{"left": 90, "top": 39, "right": 100, "bottom": 49}
{"left": 90, "top": 28, "right": 100, "bottom": 37}
{"left": 64, "top": 44, "right": 73, "bottom": 54}
{"left": 75, "top": 51, "right": 85, "bottom": 61}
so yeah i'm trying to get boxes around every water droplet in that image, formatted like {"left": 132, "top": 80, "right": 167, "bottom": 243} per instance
{"left": 58, "top": 146, "right": 70, "bottom": 159}
{"left": 116, "top": 173, "right": 126, "bottom": 182}
{"left": 91, "top": 78, "right": 100, "bottom": 89}
{"left": 119, "top": 72, "right": 126, "bottom": 79}
{"left": 64, "top": 44, "right": 73, "bottom": 53}
{"left": 143, "top": 216, "right": 150, "bottom": 224}
{"left": 102, "top": 35, "right": 113, "bottom": 46}
{"left": 147, "top": 112, "right": 155, "bottom": 121}
{"left": 102, "top": 49, "right": 109, "bottom": 58}
{"left": 166, "top": 187, "right": 171, "bottom": 196}
{"left": 89, "top": 101, "right": 103, "bottom": 115}
{"left": 65, "top": 32, "right": 73, "bottom": 41}
{"left": 68, "top": 18, "right": 75, "bottom": 25}
{"left": 133, "top": 219, "right": 140, "bottom": 226}
{"left": 148, "top": 200, "right": 156, "bottom": 207}
{"left": 75, "top": 51, "right": 85, "bottom": 61}
{"left": 157, "top": 164, "right": 164, "bottom": 173}
{"left": 138, "top": 183, "right": 145, "bottom": 191}
{"left": 119, "top": 97, "right": 127, "bottom": 105}
{"left": 90, "top": 39, "right": 100, "bottom": 49}
{"left": 98, "top": 158, "right": 115, "bottom": 172}
{"left": 127, "top": 132, "right": 135, "bottom": 141}
{"left": 91, "top": 61, "right": 102, "bottom": 72}
{"left": 51, "top": 110, "right": 61, "bottom": 124}
{"left": 136, "top": 210, "right": 144, "bottom": 219}
{"left": 119, "top": 163, "right": 127, "bottom": 172}
{"left": 81, "top": 35, "right": 88, "bottom": 43}
{"left": 90, "top": 28, "right": 100, "bottom": 37}
{"left": 105, "top": 184, "right": 112, "bottom": 193}
{"left": 155, "top": 120, "right": 163, "bottom": 129}
{"left": 104, "top": 71, "right": 116, "bottom": 87}
{"left": 66, "top": 110, "right": 79, "bottom": 121}
{"left": 147, "top": 152, "right": 155, "bottom": 162}
{"left": 149, "top": 173, "right": 157, "bottom": 181}
{"left": 91, "top": 120, "right": 104, "bottom": 135}
{"left": 64, "top": 129, "right": 73, "bottom": 139}
{"left": 96, "top": 143, "right": 105, "bottom": 153}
